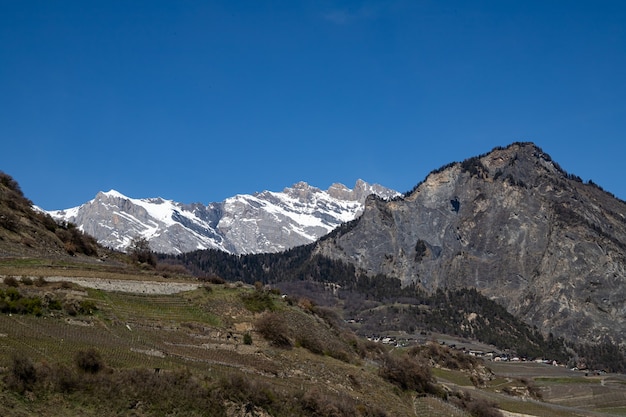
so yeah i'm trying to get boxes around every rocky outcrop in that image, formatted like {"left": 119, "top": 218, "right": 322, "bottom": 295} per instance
{"left": 315, "top": 143, "right": 626, "bottom": 345}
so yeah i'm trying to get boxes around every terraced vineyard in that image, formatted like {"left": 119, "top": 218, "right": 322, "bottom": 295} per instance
{"left": 3, "top": 270, "right": 626, "bottom": 416}
{"left": 92, "top": 291, "right": 221, "bottom": 326}
{"left": 413, "top": 396, "right": 470, "bottom": 416}
{"left": 0, "top": 274, "right": 423, "bottom": 416}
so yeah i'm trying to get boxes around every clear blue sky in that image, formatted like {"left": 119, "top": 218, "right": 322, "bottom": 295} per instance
{"left": 2, "top": 1, "right": 625, "bottom": 210}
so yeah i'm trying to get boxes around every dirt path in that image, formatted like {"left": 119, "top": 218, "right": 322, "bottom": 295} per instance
{"left": 42, "top": 276, "right": 201, "bottom": 294}
{"left": 500, "top": 412, "right": 534, "bottom": 417}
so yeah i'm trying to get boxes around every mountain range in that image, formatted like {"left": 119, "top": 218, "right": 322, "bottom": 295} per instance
{"left": 38, "top": 142, "right": 626, "bottom": 354}
{"left": 169, "top": 142, "right": 626, "bottom": 353}
{"left": 48, "top": 180, "right": 399, "bottom": 255}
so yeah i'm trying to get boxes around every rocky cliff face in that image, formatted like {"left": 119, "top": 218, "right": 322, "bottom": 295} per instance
{"left": 49, "top": 180, "right": 398, "bottom": 255}
{"left": 315, "top": 143, "right": 626, "bottom": 345}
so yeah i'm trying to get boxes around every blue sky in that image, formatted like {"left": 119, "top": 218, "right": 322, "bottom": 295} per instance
{"left": 1, "top": 1, "right": 625, "bottom": 210}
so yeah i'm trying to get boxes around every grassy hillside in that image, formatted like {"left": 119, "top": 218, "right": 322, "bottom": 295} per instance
{"left": 0, "top": 273, "right": 421, "bottom": 416}
{"left": 0, "top": 172, "right": 103, "bottom": 259}
{"left": 2, "top": 268, "right": 626, "bottom": 416}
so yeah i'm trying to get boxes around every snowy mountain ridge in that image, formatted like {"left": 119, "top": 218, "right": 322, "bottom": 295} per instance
{"left": 48, "top": 180, "right": 399, "bottom": 255}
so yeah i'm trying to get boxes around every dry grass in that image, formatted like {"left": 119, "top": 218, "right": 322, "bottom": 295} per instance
{"left": 0, "top": 262, "right": 186, "bottom": 282}
{"left": 0, "top": 270, "right": 417, "bottom": 416}
{"left": 432, "top": 367, "right": 476, "bottom": 386}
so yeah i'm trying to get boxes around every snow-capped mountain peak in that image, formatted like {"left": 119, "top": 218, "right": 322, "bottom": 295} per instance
{"left": 101, "top": 189, "right": 127, "bottom": 199}
{"left": 48, "top": 180, "right": 399, "bottom": 255}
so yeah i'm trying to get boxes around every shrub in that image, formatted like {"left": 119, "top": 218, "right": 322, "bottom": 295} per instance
{"left": 298, "top": 297, "right": 315, "bottom": 311}
{"left": 54, "top": 223, "right": 98, "bottom": 256}
{"left": 411, "top": 342, "right": 480, "bottom": 372}
{"left": 54, "top": 224, "right": 99, "bottom": 256}
{"left": 6, "top": 353, "right": 37, "bottom": 393}
{"left": 348, "top": 335, "right": 386, "bottom": 359}
{"left": 300, "top": 387, "right": 358, "bottom": 417}
{"left": 450, "top": 391, "right": 503, "bottom": 417}
{"left": 524, "top": 378, "right": 543, "bottom": 400}
{"left": 61, "top": 298, "right": 97, "bottom": 316}
{"left": 466, "top": 398, "right": 503, "bottom": 417}
{"left": 218, "top": 373, "right": 277, "bottom": 408}
{"left": 0, "top": 288, "right": 43, "bottom": 315}
{"left": 38, "top": 212, "right": 59, "bottom": 232}
{"left": 75, "top": 348, "right": 104, "bottom": 373}
{"left": 311, "top": 305, "right": 342, "bottom": 328}
{"left": 63, "top": 240, "right": 77, "bottom": 255}
{"left": 156, "top": 262, "right": 191, "bottom": 277}
{"left": 47, "top": 298, "right": 62, "bottom": 310}
{"left": 254, "top": 312, "right": 292, "bottom": 348}
{"left": 269, "top": 287, "right": 281, "bottom": 295}
{"left": 4, "top": 276, "right": 19, "bottom": 287}
{"left": 326, "top": 347, "right": 352, "bottom": 363}
{"left": 63, "top": 300, "right": 78, "bottom": 316}
{"left": 5, "top": 286, "right": 20, "bottom": 301}
{"left": 128, "top": 236, "right": 156, "bottom": 266}
{"left": 21, "top": 276, "right": 33, "bottom": 286}
{"left": 296, "top": 334, "right": 325, "bottom": 355}
{"left": 0, "top": 172, "right": 24, "bottom": 195}
{"left": 243, "top": 332, "right": 253, "bottom": 345}
{"left": 16, "top": 296, "right": 43, "bottom": 316}
{"left": 241, "top": 290, "right": 276, "bottom": 313}
{"left": 199, "top": 274, "right": 226, "bottom": 284}
{"left": 79, "top": 299, "right": 97, "bottom": 314}
{"left": 0, "top": 210, "right": 19, "bottom": 232}
{"left": 51, "top": 364, "right": 78, "bottom": 393}
{"left": 378, "top": 353, "right": 435, "bottom": 394}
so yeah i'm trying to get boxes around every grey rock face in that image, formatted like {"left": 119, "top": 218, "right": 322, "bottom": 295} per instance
{"left": 49, "top": 181, "right": 398, "bottom": 255}
{"left": 315, "top": 143, "right": 626, "bottom": 345}
{"left": 51, "top": 190, "right": 230, "bottom": 254}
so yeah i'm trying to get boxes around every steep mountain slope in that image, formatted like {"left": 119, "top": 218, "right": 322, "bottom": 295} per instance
{"left": 49, "top": 180, "right": 398, "bottom": 255}
{"left": 314, "top": 142, "right": 626, "bottom": 346}
{"left": 0, "top": 171, "right": 101, "bottom": 259}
